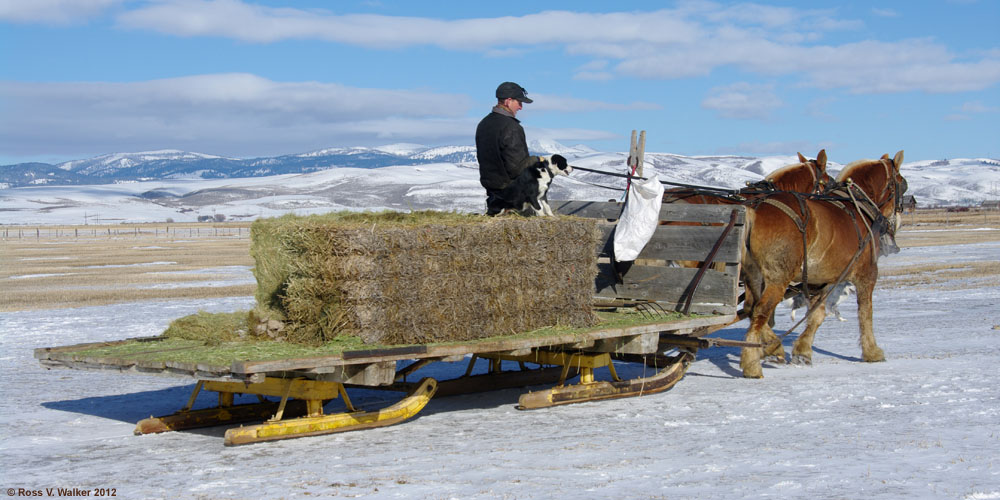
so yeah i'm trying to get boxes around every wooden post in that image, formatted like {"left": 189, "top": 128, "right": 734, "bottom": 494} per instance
{"left": 629, "top": 130, "right": 637, "bottom": 172}
{"left": 637, "top": 130, "right": 646, "bottom": 178}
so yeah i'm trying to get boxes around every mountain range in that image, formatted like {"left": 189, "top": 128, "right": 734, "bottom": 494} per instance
{"left": 0, "top": 140, "right": 608, "bottom": 189}
{"left": 1, "top": 141, "right": 997, "bottom": 225}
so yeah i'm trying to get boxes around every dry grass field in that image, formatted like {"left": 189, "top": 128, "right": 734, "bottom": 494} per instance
{"left": 882, "top": 209, "right": 1000, "bottom": 290}
{"left": 2, "top": 209, "right": 998, "bottom": 312}
{"left": 1, "top": 224, "right": 254, "bottom": 312}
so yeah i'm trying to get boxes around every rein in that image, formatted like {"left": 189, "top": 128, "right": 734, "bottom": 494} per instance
{"left": 570, "top": 165, "right": 741, "bottom": 195}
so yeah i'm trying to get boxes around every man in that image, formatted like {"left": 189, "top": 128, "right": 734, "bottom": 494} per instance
{"left": 475, "top": 81, "right": 549, "bottom": 215}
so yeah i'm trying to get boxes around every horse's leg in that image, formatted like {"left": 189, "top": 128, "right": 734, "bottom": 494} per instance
{"left": 741, "top": 284, "right": 785, "bottom": 378}
{"left": 855, "top": 278, "right": 885, "bottom": 362}
{"left": 746, "top": 275, "right": 786, "bottom": 362}
{"left": 742, "top": 274, "right": 782, "bottom": 362}
{"left": 760, "top": 295, "right": 786, "bottom": 363}
{"left": 791, "top": 302, "right": 827, "bottom": 365}
{"left": 761, "top": 319, "right": 785, "bottom": 363}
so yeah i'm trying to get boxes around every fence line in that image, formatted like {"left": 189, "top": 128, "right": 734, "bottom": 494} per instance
{"left": 2, "top": 226, "right": 250, "bottom": 240}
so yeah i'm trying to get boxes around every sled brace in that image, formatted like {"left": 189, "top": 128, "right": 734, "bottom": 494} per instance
{"left": 134, "top": 376, "right": 437, "bottom": 446}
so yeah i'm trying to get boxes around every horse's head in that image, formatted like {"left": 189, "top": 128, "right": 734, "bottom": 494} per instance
{"left": 761, "top": 149, "right": 831, "bottom": 193}
{"left": 836, "top": 150, "right": 908, "bottom": 254}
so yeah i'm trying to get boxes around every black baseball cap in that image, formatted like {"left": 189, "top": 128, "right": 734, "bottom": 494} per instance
{"left": 496, "top": 82, "right": 532, "bottom": 103}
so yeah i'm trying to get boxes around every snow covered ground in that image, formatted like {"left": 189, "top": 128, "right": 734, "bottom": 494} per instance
{"left": 1, "top": 241, "right": 998, "bottom": 499}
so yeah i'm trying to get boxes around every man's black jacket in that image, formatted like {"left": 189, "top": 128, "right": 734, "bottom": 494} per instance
{"left": 475, "top": 108, "right": 540, "bottom": 191}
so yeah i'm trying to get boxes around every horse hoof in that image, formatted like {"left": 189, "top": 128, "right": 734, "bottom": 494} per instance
{"left": 863, "top": 347, "right": 886, "bottom": 362}
{"left": 740, "top": 363, "right": 764, "bottom": 378}
{"left": 764, "top": 355, "right": 786, "bottom": 364}
{"left": 790, "top": 355, "right": 812, "bottom": 366}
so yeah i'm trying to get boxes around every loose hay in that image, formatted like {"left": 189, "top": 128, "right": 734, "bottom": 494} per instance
{"left": 162, "top": 310, "right": 250, "bottom": 345}
{"left": 249, "top": 211, "right": 600, "bottom": 345}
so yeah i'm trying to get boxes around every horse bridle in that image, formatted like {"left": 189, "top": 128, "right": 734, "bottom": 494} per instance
{"left": 844, "top": 156, "right": 905, "bottom": 239}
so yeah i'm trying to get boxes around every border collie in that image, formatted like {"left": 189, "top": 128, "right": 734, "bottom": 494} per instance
{"left": 496, "top": 154, "right": 572, "bottom": 216}
{"left": 784, "top": 282, "right": 856, "bottom": 322}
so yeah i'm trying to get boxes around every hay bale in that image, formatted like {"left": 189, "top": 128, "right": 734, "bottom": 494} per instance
{"left": 249, "top": 211, "right": 600, "bottom": 345}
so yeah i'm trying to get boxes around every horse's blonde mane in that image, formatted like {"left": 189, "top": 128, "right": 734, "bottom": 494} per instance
{"left": 836, "top": 158, "right": 879, "bottom": 181}
{"left": 765, "top": 161, "right": 805, "bottom": 180}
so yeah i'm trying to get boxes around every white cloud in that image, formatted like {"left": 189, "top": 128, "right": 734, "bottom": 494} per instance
{"left": 716, "top": 140, "right": 829, "bottom": 156}
{"left": 526, "top": 127, "right": 619, "bottom": 143}
{"left": 573, "top": 71, "right": 615, "bottom": 82}
{"left": 701, "top": 82, "right": 783, "bottom": 120}
{"left": 0, "top": 73, "right": 630, "bottom": 158}
{"left": 945, "top": 100, "right": 1000, "bottom": 121}
{"left": 16, "top": 1, "right": 991, "bottom": 96}
{"left": 871, "top": 8, "right": 900, "bottom": 18}
{"left": 0, "top": 74, "right": 477, "bottom": 157}
{"left": 529, "top": 94, "right": 661, "bottom": 113}
{"left": 0, "top": 0, "right": 119, "bottom": 24}
{"left": 116, "top": 2, "right": 701, "bottom": 48}
{"left": 960, "top": 101, "right": 999, "bottom": 113}
{"left": 572, "top": 60, "right": 614, "bottom": 81}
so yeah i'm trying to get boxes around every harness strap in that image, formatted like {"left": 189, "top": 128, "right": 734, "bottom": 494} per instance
{"left": 758, "top": 198, "right": 806, "bottom": 232}
{"left": 757, "top": 196, "right": 813, "bottom": 297}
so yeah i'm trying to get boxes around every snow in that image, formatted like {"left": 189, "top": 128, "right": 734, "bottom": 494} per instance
{"left": 1, "top": 240, "right": 998, "bottom": 499}
{"left": 372, "top": 143, "right": 430, "bottom": 156}
{"left": 2, "top": 150, "right": 998, "bottom": 225}
{"left": 58, "top": 150, "right": 228, "bottom": 174}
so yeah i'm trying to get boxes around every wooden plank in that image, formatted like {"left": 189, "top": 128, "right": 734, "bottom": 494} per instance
{"left": 553, "top": 200, "right": 746, "bottom": 225}
{"left": 38, "top": 358, "right": 247, "bottom": 382}
{"left": 591, "top": 332, "right": 659, "bottom": 354}
{"left": 342, "top": 345, "right": 428, "bottom": 360}
{"left": 33, "top": 336, "right": 163, "bottom": 359}
{"left": 551, "top": 200, "right": 623, "bottom": 220}
{"left": 595, "top": 224, "right": 743, "bottom": 263}
{"left": 37, "top": 315, "right": 736, "bottom": 383}
{"left": 595, "top": 263, "right": 739, "bottom": 310}
{"left": 231, "top": 315, "right": 735, "bottom": 376}
{"left": 656, "top": 204, "right": 745, "bottom": 224}
{"left": 311, "top": 361, "right": 396, "bottom": 385}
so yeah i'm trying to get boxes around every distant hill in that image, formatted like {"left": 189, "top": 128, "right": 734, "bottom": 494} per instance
{"left": 1, "top": 145, "right": 481, "bottom": 188}
{"left": 1, "top": 142, "right": 997, "bottom": 224}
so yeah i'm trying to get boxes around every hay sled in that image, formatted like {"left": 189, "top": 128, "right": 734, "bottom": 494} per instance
{"left": 36, "top": 202, "right": 747, "bottom": 445}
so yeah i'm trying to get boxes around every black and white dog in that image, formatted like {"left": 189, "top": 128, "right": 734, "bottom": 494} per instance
{"left": 496, "top": 154, "right": 572, "bottom": 216}
{"left": 783, "top": 281, "right": 856, "bottom": 322}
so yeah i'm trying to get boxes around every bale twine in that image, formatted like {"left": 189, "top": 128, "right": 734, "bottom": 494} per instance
{"left": 249, "top": 211, "right": 599, "bottom": 345}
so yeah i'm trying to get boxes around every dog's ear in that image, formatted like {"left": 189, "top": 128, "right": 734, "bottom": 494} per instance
{"left": 542, "top": 154, "right": 568, "bottom": 170}
{"left": 550, "top": 154, "right": 567, "bottom": 169}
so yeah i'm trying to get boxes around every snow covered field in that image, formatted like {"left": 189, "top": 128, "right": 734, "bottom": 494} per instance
{"left": 1, "top": 240, "right": 998, "bottom": 499}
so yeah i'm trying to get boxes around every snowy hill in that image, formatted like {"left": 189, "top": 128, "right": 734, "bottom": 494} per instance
{"left": 895, "top": 158, "right": 1000, "bottom": 207}
{"left": 0, "top": 143, "right": 997, "bottom": 224}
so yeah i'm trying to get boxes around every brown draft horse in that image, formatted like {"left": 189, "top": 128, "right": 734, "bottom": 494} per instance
{"left": 739, "top": 151, "right": 907, "bottom": 378}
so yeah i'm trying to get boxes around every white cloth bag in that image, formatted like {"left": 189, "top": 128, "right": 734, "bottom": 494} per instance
{"left": 613, "top": 174, "right": 664, "bottom": 261}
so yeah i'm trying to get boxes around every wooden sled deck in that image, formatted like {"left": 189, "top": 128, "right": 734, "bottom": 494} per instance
{"left": 35, "top": 201, "right": 748, "bottom": 445}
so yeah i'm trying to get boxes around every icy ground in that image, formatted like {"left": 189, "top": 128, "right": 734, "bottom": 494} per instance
{"left": 1, "top": 243, "right": 998, "bottom": 499}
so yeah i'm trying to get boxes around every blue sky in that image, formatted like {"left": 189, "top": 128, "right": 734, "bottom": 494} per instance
{"left": 1, "top": 0, "right": 998, "bottom": 166}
